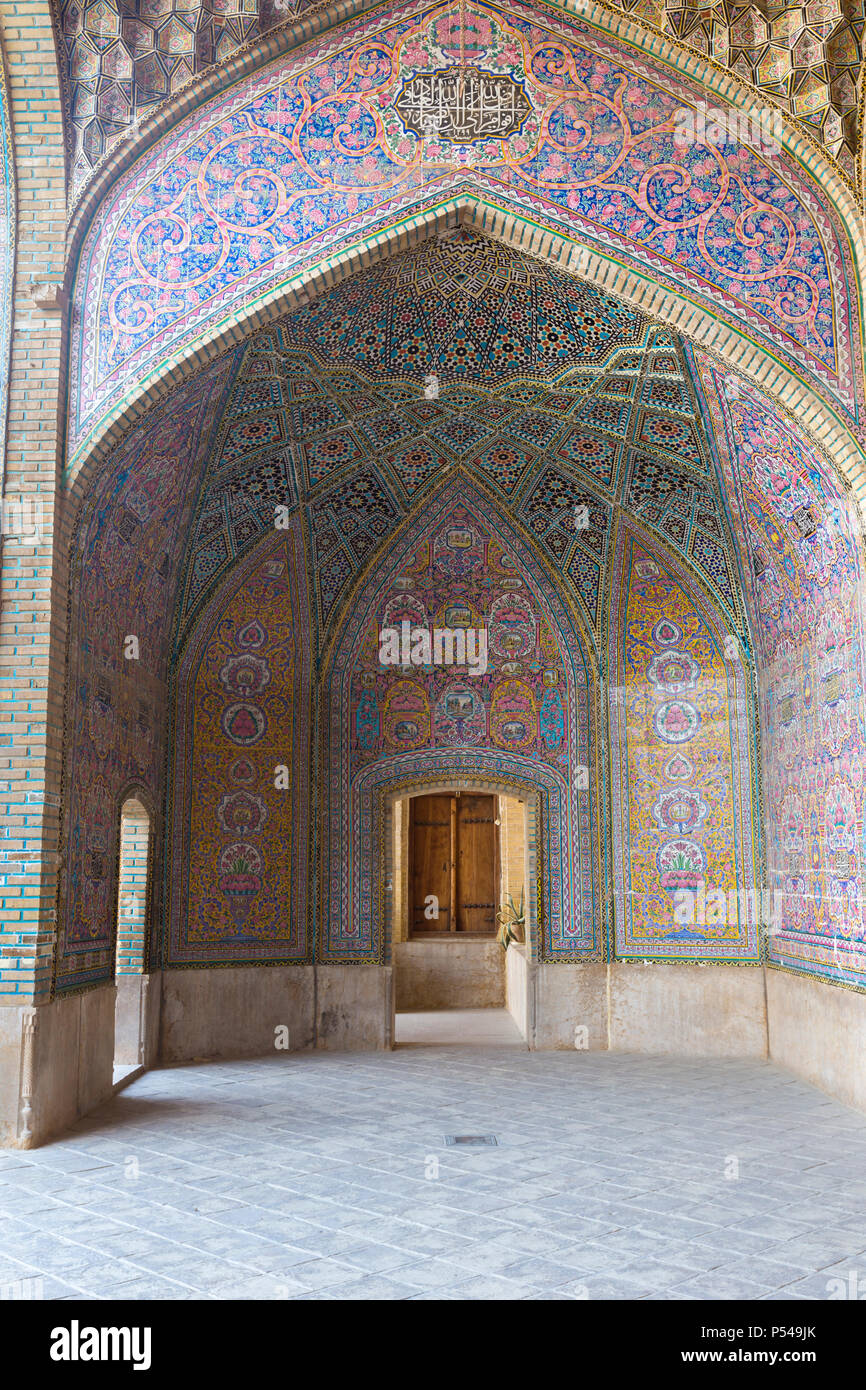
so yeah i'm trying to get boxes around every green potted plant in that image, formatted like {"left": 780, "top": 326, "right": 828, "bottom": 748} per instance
{"left": 496, "top": 888, "right": 525, "bottom": 949}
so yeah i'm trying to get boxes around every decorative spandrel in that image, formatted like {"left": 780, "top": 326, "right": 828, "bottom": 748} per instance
{"left": 394, "top": 68, "right": 532, "bottom": 141}
{"left": 70, "top": 3, "right": 854, "bottom": 465}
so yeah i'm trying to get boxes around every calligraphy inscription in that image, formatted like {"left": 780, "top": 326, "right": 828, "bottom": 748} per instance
{"left": 394, "top": 68, "right": 532, "bottom": 141}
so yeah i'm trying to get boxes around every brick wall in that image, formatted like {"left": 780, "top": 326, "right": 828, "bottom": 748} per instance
{"left": 498, "top": 795, "right": 525, "bottom": 926}
{"left": 115, "top": 798, "right": 150, "bottom": 976}
{"left": 0, "top": 3, "right": 66, "bottom": 1003}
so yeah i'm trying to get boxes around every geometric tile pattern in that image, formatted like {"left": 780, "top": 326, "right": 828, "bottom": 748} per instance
{"left": 167, "top": 528, "right": 313, "bottom": 966}
{"left": 321, "top": 484, "right": 602, "bottom": 962}
{"left": 173, "top": 235, "right": 749, "bottom": 650}
{"left": 56, "top": 0, "right": 864, "bottom": 195}
{"left": 608, "top": 528, "right": 762, "bottom": 962}
{"left": 57, "top": 356, "right": 238, "bottom": 991}
{"left": 56, "top": 229, "right": 762, "bottom": 981}
{"left": 58, "top": 0, "right": 299, "bottom": 193}
{"left": 279, "top": 229, "right": 645, "bottom": 384}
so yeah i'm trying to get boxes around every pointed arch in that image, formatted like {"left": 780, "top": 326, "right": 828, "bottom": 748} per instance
{"left": 54, "top": 356, "right": 237, "bottom": 994}
{"left": 695, "top": 356, "right": 866, "bottom": 991}
{"left": 63, "top": 0, "right": 866, "bottom": 508}
{"left": 164, "top": 523, "right": 314, "bottom": 967}
{"left": 320, "top": 474, "right": 605, "bottom": 962}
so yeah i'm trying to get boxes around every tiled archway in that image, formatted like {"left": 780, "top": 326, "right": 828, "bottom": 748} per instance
{"left": 62, "top": 0, "right": 866, "bottom": 515}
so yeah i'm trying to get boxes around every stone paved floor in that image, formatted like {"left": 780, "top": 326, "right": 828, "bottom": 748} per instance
{"left": 2, "top": 1017, "right": 866, "bottom": 1301}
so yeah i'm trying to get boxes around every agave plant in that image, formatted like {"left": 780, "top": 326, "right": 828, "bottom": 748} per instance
{"left": 496, "top": 888, "right": 525, "bottom": 949}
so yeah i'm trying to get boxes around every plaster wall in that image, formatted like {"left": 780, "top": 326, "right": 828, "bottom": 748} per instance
{"left": 505, "top": 948, "right": 768, "bottom": 1057}
{"left": 114, "top": 972, "right": 161, "bottom": 1067}
{"left": 610, "top": 964, "right": 768, "bottom": 1058}
{"left": 766, "top": 969, "right": 866, "bottom": 1113}
{"left": 159, "top": 964, "right": 394, "bottom": 1059}
{"left": 505, "top": 941, "right": 530, "bottom": 1039}
{"left": 392, "top": 798, "right": 408, "bottom": 944}
{"left": 0, "top": 985, "right": 115, "bottom": 1148}
{"left": 316, "top": 966, "right": 394, "bottom": 1051}
{"left": 160, "top": 966, "right": 315, "bottom": 1062}
{"left": 7, "top": 960, "right": 866, "bottom": 1147}
{"left": 533, "top": 960, "right": 610, "bottom": 1052}
{"left": 393, "top": 941, "right": 505, "bottom": 1010}
{"left": 499, "top": 795, "right": 526, "bottom": 910}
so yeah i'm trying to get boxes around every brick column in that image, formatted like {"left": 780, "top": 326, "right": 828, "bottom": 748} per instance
{"left": 0, "top": 5, "right": 67, "bottom": 1006}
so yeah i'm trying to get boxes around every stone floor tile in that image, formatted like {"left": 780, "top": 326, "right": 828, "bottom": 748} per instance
{"left": 332, "top": 1244, "right": 424, "bottom": 1274}
{"left": 436, "top": 1273, "right": 525, "bottom": 1299}
{"left": 284, "top": 1259, "right": 367, "bottom": 1290}
{"left": 1, "top": 1046, "right": 864, "bottom": 1302}
{"left": 326, "top": 1275, "right": 415, "bottom": 1300}
{"left": 669, "top": 1272, "right": 780, "bottom": 1299}
{"left": 560, "top": 1273, "right": 651, "bottom": 1299}
{"left": 496, "top": 1255, "right": 588, "bottom": 1288}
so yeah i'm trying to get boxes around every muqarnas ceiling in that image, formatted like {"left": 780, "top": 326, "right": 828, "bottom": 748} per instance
{"left": 58, "top": 0, "right": 864, "bottom": 194}
{"left": 173, "top": 231, "right": 748, "bottom": 654}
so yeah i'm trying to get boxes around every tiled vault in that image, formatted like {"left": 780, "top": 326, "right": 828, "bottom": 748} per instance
{"left": 173, "top": 230, "right": 748, "bottom": 651}
{"left": 62, "top": 228, "right": 770, "bottom": 986}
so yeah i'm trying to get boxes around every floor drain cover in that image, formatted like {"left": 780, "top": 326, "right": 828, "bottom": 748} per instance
{"left": 444, "top": 1135, "right": 498, "bottom": 1146}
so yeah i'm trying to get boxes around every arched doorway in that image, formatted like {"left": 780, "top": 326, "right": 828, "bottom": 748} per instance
{"left": 113, "top": 793, "right": 152, "bottom": 1080}
{"left": 50, "top": 222, "right": 865, "bottom": 1078}
{"left": 386, "top": 774, "right": 535, "bottom": 1040}
{"left": 321, "top": 481, "right": 602, "bottom": 940}
{"left": 2, "top": 0, "right": 866, "bottom": 1167}
{"left": 65, "top": 0, "right": 866, "bottom": 502}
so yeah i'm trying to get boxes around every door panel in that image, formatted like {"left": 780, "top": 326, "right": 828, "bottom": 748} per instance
{"left": 456, "top": 794, "right": 498, "bottom": 935}
{"left": 409, "top": 794, "right": 453, "bottom": 934}
{"left": 409, "top": 792, "right": 499, "bottom": 937}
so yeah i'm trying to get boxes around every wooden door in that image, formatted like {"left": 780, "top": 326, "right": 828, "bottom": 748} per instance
{"left": 409, "top": 794, "right": 454, "bottom": 934}
{"left": 456, "top": 794, "right": 498, "bottom": 935}
{"left": 409, "top": 792, "right": 498, "bottom": 937}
